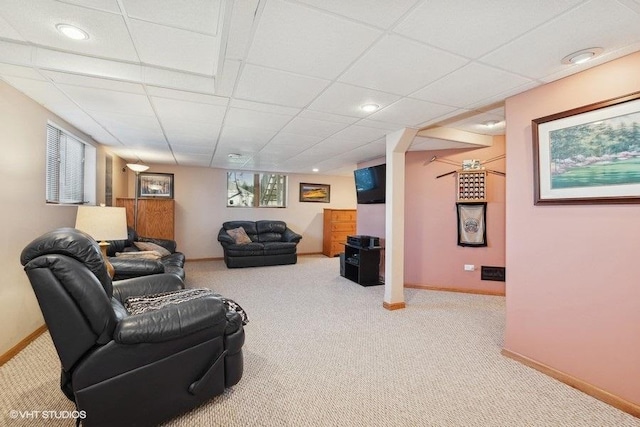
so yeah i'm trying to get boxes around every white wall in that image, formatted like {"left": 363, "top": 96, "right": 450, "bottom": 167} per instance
{"left": 125, "top": 165, "right": 357, "bottom": 258}
{"left": 0, "top": 81, "right": 127, "bottom": 355}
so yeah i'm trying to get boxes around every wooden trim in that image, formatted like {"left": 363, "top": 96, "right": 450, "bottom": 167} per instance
{"left": 0, "top": 324, "right": 47, "bottom": 366}
{"left": 405, "top": 283, "right": 505, "bottom": 296}
{"left": 383, "top": 301, "right": 406, "bottom": 311}
{"left": 502, "top": 348, "right": 640, "bottom": 418}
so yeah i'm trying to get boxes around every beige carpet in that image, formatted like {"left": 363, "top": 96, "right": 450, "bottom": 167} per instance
{"left": 2, "top": 255, "right": 639, "bottom": 426}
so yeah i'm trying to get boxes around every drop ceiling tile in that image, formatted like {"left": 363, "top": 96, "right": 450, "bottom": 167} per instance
{"left": 367, "top": 98, "right": 457, "bottom": 127}
{"left": 138, "top": 149, "right": 176, "bottom": 164}
{"left": 0, "top": 40, "right": 33, "bottom": 66}
{"left": 152, "top": 97, "right": 227, "bottom": 124}
{"left": 298, "top": 110, "right": 359, "bottom": 124}
{"left": 481, "top": 0, "right": 640, "bottom": 79}
{"left": 171, "top": 144, "right": 214, "bottom": 155}
{"left": 394, "top": 0, "right": 583, "bottom": 59}
{"left": 216, "top": 59, "right": 241, "bottom": 97}
{"left": 225, "top": 108, "right": 294, "bottom": 132}
{"left": 267, "top": 133, "right": 323, "bottom": 150}
{"left": 247, "top": 0, "right": 381, "bottom": 79}
{"left": 161, "top": 120, "right": 221, "bottom": 146}
{"left": 42, "top": 70, "right": 145, "bottom": 93}
{"left": 146, "top": 86, "right": 228, "bottom": 105}
{"left": 297, "top": 0, "right": 419, "bottom": 29}
{"left": 235, "top": 64, "right": 330, "bottom": 108}
{"left": 357, "top": 119, "right": 402, "bottom": 131}
{"left": 91, "top": 111, "right": 165, "bottom": 141}
{"left": 308, "top": 82, "right": 401, "bottom": 118}
{"left": 319, "top": 137, "right": 367, "bottom": 151}
{"left": 59, "top": 84, "right": 155, "bottom": 116}
{"left": 129, "top": 19, "right": 217, "bottom": 75}
{"left": 0, "top": 14, "right": 25, "bottom": 40}
{"left": 175, "top": 154, "right": 212, "bottom": 167}
{"left": 34, "top": 48, "right": 142, "bottom": 82}
{"left": 409, "top": 137, "right": 477, "bottom": 151}
{"left": 281, "top": 117, "right": 349, "bottom": 138}
{"left": 411, "top": 63, "right": 532, "bottom": 108}
{"left": 2, "top": 76, "right": 71, "bottom": 108}
{"left": 330, "top": 125, "right": 390, "bottom": 143}
{"left": 143, "top": 68, "right": 215, "bottom": 94}
{"left": 339, "top": 34, "right": 467, "bottom": 96}
{"left": 123, "top": 0, "right": 221, "bottom": 35}
{"left": 1, "top": 0, "right": 138, "bottom": 62}
{"left": 225, "top": 0, "right": 260, "bottom": 60}
{"left": 218, "top": 126, "right": 277, "bottom": 151}
{"left": 230, "top": 99, "right": 301, "bottom": 116}
{"left": 58, "top": 0, "right": 121, "bottom": 14}
{"left": 0, "top": 63, "right": 46, "bottom": 80}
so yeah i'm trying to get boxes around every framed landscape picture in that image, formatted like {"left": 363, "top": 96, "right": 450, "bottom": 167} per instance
{"left": 532, "top": 91, "right": 640, "bottom": 205}
{"left": 299, "top": 183, "right": 330, "bottom": 203}
{"left": 138, "top": 172, "right": 174, "bottom": 198}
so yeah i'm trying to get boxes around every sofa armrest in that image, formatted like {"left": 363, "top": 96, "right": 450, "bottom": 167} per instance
{"left": 217, "top": 228, "right": 235, "bottom": 246}
{"left": 138, "top": 236, "right": 177, "bottom": 253}
{"left": 110, "top": 257, "right": 164, "bottom": 281}
{"left": 282, "top": 228, "right": 302, "bottom": 243}
{"left": 112, "top": 273, "right": 184, "bottom": 303}
{"left": 113, "top": 295, "right": 227, "bottom": 344}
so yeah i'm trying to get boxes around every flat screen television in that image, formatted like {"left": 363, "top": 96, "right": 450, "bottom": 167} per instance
{"left": 354, "top": 164, "right": 386, "bottom": 204}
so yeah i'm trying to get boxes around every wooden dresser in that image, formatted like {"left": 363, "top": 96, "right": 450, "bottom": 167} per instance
{"left": 116, "top": 198, "right": 175, "bottom": 240}
{"left": 323, "top": 208, "right": 357, "bottom": 257}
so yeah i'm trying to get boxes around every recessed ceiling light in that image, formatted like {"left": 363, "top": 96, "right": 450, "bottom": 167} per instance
{"left": 56, "top": 24, "right": 89, "bottom": 40}
{"left": 483, "top": 120, "right": 499, "bottom": 128}
{"left": 561, "top": 48, "right": 603, "bottom": 65}
{"left": 360, "top": 103, "right": 380, "bottom": 113}
{"left": 312, "top": 168, "right": 319, "bottom": 172}
{"left": 228, "top": 153, "right": 242, "bottom": 159}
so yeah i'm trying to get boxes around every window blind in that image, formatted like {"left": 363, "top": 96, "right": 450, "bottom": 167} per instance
{"left": 46, "top": 124, "right": 85, "bottom": 204}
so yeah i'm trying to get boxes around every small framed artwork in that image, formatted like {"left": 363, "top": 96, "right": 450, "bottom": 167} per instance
{"left": 299, "top": 183, "right": 330, "bottom": 203}
{"left": 456, "top": 202, "right": 487, "bottom": 247}
{"left": 532, "top": 91, "right": 640, "bottom": 205}
{"left": 138, "top": 172, "right": 174, "bottom": 198}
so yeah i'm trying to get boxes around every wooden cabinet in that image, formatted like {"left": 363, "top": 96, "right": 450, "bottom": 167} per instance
{"left": 323, "top": 208, "right": 356, "bottom": 257}
{"left": 116, "top": 198, "right": 175, "bottom": 239}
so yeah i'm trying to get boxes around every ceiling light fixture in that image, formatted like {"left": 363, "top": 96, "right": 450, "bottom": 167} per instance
{"left": 312, "top": 168, "right": 319, "bottom": 172}
{"left": 483, "top": 120, "right": 499, "bottom": 128}
{"left": 126, "top": 162, "right": 149, "bottom": 173}
{"left": 360, "top": 103, "right": 380, "bottom": 113}
{"left": 56, "top": 24, "right": 89, "bottom": 40}
{"left": 561, "top": 47, "right": 603, "bottom": 65}
{"left": 228, "top": 153, "right": 242, "bottom": 159}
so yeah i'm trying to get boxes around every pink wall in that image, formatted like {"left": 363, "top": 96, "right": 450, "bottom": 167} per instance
{"left": 505, "top": 51, "right": 640, "bottom": 405}
{"left": 404, "top": 138, "right": 506, "bottom": 293}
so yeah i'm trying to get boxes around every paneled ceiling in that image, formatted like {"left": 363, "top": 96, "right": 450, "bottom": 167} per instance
{"left": 1, "top": 0, "right": 639, "bottom": 174}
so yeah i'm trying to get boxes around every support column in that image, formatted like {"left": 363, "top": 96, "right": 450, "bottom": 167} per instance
{"left": 383, "top": 128, "right": 417, "bottom": 310}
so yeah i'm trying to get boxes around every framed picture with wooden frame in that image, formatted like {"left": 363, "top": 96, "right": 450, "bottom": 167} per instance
{"left": 138, "top": 172, "right": 174, "bottom": 198}
{"left": 299, "top": 183, "right": 330, "bottom": 203}
{"left": 532, "top": 91, "right": 640, "bottom": 205}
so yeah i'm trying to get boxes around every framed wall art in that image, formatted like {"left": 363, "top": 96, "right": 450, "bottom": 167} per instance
{"left": 532, "top": 91, "right": 640, "bottom": 205}
{"left": 299, "top": 183, "right": 330, "bottom": 203}
{"left": 138, "top": 172, "right": 174, "bottom": 198}
{"left": 456, "top": 202, "right": 487, "bottom": 247}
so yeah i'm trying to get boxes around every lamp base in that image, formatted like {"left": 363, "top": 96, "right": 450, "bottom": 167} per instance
{"left": 98, "top": 241, "right": 115, "bottom": 279}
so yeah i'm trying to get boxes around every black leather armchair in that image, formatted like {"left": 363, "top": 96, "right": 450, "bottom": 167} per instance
{"left": 20, "top": 228, "right": 244, "bottom": 427}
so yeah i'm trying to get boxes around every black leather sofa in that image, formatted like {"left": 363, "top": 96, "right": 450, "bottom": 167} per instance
{"left": 218, "top": 220, "right": 302, "bottom": 268}
{"left": 107, "top": 227, "right": 185, "bottom": 281}
{"left": 20, "top": 228, "right": 244, "bottom": 427}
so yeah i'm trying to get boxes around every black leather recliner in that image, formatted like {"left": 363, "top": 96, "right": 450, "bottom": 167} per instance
{"left": 20, "top": 228, "right": 244, "bottom": 427}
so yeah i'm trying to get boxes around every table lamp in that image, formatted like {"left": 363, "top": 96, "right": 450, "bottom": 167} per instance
{"left": 75, "top": 205, "right": 128, "bottom": 278}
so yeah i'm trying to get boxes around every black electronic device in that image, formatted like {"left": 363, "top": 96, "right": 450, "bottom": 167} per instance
{"left": 347, "top": 235, "right": 380, "bottom": 248}
{"left": 353, "top": 164, "right": 386, "bottom": 204}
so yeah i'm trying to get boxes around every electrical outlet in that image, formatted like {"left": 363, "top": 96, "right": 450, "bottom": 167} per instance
{"left": 464, "top": 264, "right": 475, "bottom": 271}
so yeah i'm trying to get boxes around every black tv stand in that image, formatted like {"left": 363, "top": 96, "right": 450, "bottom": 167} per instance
{"left": 343, "top": 244, "right": 382, "bottom": 286}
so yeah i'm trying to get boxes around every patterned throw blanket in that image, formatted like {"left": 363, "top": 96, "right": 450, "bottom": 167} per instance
{"left": 125, "top": 288, "right": 248, "bottom": 325}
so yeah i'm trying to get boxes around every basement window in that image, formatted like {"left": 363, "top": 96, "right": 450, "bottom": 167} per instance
{"left": 227, "top": 172, "right": 287, "bottom": 208}
{"left": 46, "top": 123, "right": 96, "bottom": 205}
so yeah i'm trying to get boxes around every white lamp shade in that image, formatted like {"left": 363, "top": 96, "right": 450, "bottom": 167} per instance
{"left": 126, "top": 163, "right": 150, "bottom": 173}
{"left": 75, "top": 206, "right": 128, "bottom": 241}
